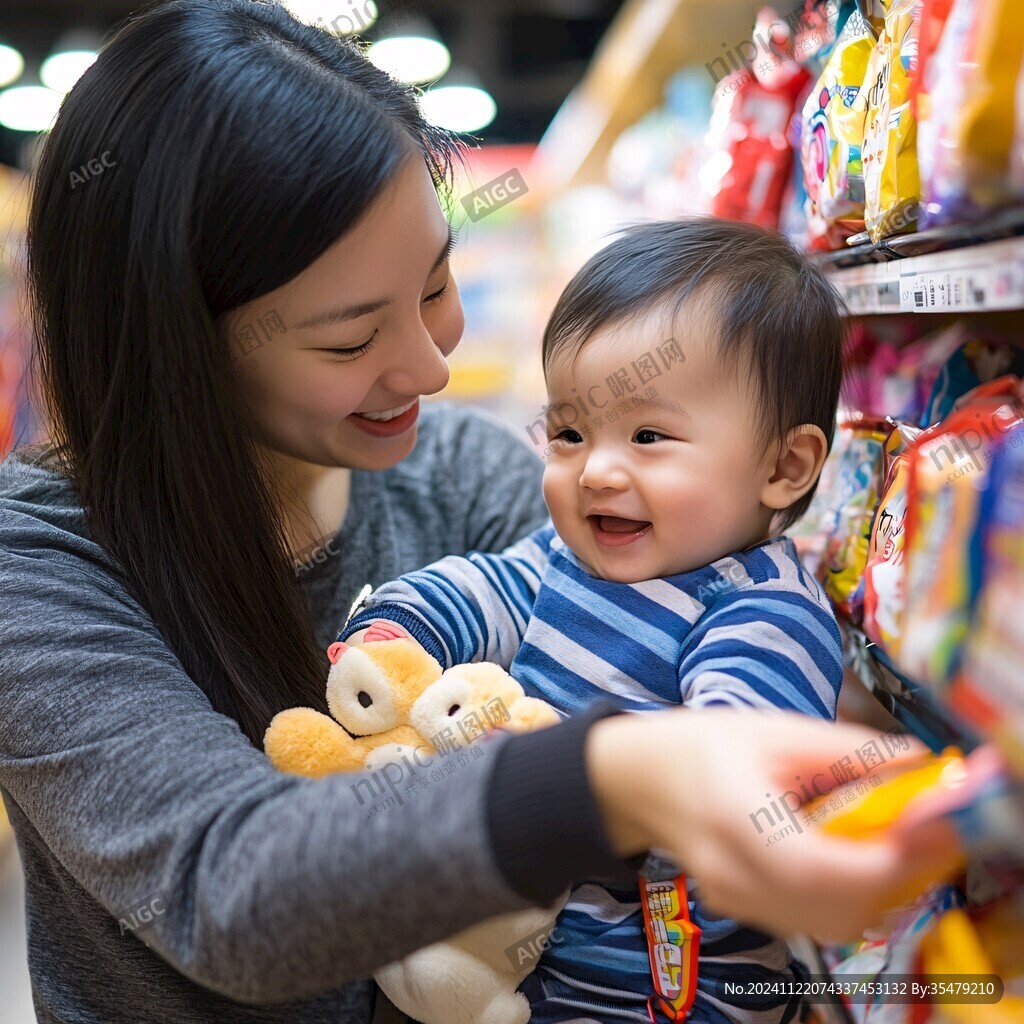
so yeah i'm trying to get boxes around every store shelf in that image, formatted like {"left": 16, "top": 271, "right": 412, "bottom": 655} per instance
{"left": 841, "top": 624, "right": 1024, "bottom": 863}
{"left": 531, "top": 0, "right": 761, "bottom": 193}
{"left": 842, "top": 625, "right": 985, "bottom": 755}
{"left": 816, "top": 212, "right": 1024, "bottom": 316}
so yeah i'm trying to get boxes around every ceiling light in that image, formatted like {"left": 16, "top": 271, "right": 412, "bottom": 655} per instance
{"left": 420, "top": 85, "right": 496, "bottom": 133}
{"left": 283, "top": 0, "right": 378, "bottom": 35}
{"left": 0, "top": 84, "right": 63, "bottom": 132}
{"left": 0, "top": 44, "right": 24, "bottom": 88}
{"left": 41, "top": 51, "right": 98, "bottom": 93}
{"left": 40, "top": 30, "right": 104, "bottom": 95}
{"left": 367, "top": 17, "right": 450, "bottom": 84}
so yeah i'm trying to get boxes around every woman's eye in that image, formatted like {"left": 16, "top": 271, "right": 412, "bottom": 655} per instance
{"left": 634, "top": 429, "right": 667, "bottom": 444}
{"left": 424, "top": 281, "right": 450, "bottom": 304}
{"left": 327, "top": 331, "right": 379, "bottom": 362}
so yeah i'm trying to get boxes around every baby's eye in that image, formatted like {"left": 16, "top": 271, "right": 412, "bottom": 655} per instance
{"left": 634, "top": 429, "right": 667, "bottom": 444}
{"left": 551, "top": 428, "right": 583, "bottom": 445}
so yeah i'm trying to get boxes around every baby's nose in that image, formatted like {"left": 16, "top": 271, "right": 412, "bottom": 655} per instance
{"left": 579, "top": 450, "right": 630, "bottom": 490}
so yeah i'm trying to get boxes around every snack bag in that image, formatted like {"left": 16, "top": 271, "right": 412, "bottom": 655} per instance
{"left": 921, "top": 337, "right": 1024, "bottom": 428}
{"left": 920, "top": 897, "right": 1024, "bottom": 1024}
{"left": 823, "top": 416, "right": 889, "bottom": 620}
{"left": 801, "top": 5, "right": 878, "bottom": 249}
{"left": 862, "top": 421, "right": 922, "bottom": 653}
{"left": 909, "top": 0, "right": 954, "bottom": 124}
{"left": 919, "top": 0, "right": 1024, "bottom": 227}
{"left": 828, "top": 884, "right": 966, "bottom": 1024}
{"left": 952, "top": 416, "right": 1024, "bottom": 774}
{"left": 900, "top": 379, "right": 1024, "bottom": 686}
{"left": 862, "top": 0, "right": 923, "bottom": 241}
{"left": 704, "top": 10, "right": 810, "bottom": 228}
{"left": 917, "top": 0, "right": 975, "bottom": 225}
{"left": 866, "top": 322, "right": 957, "bottom": 423}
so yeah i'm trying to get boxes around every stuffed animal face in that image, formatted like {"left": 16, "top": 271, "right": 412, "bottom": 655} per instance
{"left": 325, "top": 638, "right": 444, "bottom": 738}
{"left": 409, "top": 662, "right": 523, "bottom": 744}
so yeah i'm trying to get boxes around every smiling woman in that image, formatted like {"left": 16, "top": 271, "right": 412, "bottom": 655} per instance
{"left": 26, "top": 0, "right": 467, "bottom": 747}
{"left": 224, "top": 157, "right": 464, "bottom": 475}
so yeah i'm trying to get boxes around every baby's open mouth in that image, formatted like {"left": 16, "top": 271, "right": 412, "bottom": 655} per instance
{"left": 588, "top": 515, "right": 652, "bottom": 534}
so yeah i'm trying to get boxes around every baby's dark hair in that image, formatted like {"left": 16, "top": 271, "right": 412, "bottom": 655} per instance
{"left": 541, "top": 218, "right": 846, "bottom": 530}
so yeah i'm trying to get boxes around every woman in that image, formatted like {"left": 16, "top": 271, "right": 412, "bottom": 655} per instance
{"left": 0, "top": 2, "right": 959, "bottom": 1022}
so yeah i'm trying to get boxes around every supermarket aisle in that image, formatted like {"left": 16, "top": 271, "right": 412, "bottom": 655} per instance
{"left": 0, "top": 839, "right": 36, "bottom": 1024}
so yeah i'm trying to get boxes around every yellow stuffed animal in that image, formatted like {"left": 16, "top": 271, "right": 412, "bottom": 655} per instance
{"left": 265, "top": 630, "right": 561, "bottom": 774}
{"left": 264, "top": 624, "right": 566, "bottom": 1024}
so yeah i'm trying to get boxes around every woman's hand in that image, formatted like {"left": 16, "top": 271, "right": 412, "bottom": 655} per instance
{"left": 585, "top": 708, "right": 963, "bottom": 943}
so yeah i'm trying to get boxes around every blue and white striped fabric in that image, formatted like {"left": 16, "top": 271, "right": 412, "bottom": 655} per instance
{"left": 343, "top": 520, "right": 842, "bottom": 1024}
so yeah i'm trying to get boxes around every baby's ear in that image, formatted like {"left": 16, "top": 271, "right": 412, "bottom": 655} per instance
{"left": 761, "top": 424, "right": 828, "bottom": 511}
{"left": 363, "top": 619, "right": 410, "bottom": 643}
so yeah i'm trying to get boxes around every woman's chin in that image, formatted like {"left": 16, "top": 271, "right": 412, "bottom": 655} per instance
{"left": 342, "top": 426, "right": 418, "bottom": 469}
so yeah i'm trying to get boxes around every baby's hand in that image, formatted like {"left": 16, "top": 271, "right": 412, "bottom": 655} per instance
{"left": 347, "top": 619, "right": 411, "bottom": 646}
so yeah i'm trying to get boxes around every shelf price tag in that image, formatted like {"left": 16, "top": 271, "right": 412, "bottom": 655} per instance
{"left": 897, "top": 237, "right": 1024, "bottom": 312}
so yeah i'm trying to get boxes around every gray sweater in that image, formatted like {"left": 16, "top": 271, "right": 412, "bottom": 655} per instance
{"left": 0, "top": 402, "right": 633, "bottom": 1024}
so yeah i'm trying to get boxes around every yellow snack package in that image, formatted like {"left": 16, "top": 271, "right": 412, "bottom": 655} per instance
{"left": 958, "top": 0, "right": 1024, "bottom": 211}
{"left": 815, "top": 747, "right": 964, "bottom": 838}
{"left": 920, "top": 901, "right": 1024, "bottom": 1024}
{"left": 862, "top": 0, "right": 923, "bottom": 241}
{"left": 823, "top": 417, "right": 888, "bottom": 621}
{"left": 921, "top": 0, "right": 1024, "bottom": 225}
{"left": 801, "top": 6, "right": 879, "bottom": 249}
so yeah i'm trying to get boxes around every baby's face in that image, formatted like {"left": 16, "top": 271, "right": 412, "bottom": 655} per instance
{"left": 542, "top": 315, "right": 778, "bottom": 583}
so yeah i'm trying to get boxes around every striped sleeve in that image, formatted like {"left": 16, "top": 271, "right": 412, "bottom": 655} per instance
{"left": 678, "top": 586, "right": 842, "bottom": 720}
{"left": 341, "top": 522, "right": 557, "bottom": 670}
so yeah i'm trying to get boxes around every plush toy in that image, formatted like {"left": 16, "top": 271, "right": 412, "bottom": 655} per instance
{"left": 264, "top": 622, "right": 566, "bottom": 1024}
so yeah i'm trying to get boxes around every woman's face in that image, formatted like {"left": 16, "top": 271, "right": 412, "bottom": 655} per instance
{"left": 224, "top": 155, "right": 464, "bottom": 471}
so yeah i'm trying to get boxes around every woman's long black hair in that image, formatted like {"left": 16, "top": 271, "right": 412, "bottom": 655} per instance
{"left": 26, "top": 0, "right": 461, "bottom": 746}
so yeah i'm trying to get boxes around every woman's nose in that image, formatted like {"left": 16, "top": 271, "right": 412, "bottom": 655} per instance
{"left": 380, "top": 324, "right": 452, "bottom": 397}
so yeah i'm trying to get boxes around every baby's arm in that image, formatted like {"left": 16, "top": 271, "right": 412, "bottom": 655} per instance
{"left": 677, "top": 585, "right": 843, "bottom": 719}
{"left": 339, "top": 520, "right": 557, "bottom": 670}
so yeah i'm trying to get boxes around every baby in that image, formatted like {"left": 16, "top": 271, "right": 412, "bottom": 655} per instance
{"left": 340, "top": 218, "right": 846, "bottom": 1024}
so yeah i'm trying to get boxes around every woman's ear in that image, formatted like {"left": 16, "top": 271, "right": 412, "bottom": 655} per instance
{"left": 760, "top": 425, "right": 828, "bottom": 513}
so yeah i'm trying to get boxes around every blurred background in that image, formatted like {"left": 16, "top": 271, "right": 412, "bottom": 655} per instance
{"left": 2, "top": 1, "right": 1024, "bottom": 1021}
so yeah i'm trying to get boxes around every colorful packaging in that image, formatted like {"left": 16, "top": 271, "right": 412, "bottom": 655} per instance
{"left": 823, "top": 417, "right": 889, "bottom": 621}
{"left": 921, "top": 337, "right": 1024, "bottom": 428}
{"left": 868, "top": 323, "right": 962, "bottom": 424}
{"left": 920, "top": 897, "right": 1024, "bottom": 1024}
{"left": 704, "top": 10, "right": 810, "bottom": 229}
{"left": 952, "top": 416, "right": 1024, "bottom": 775}
{"left": 909, "top": 0, "right": 955, "bottom": 124}
{"left": 862, "top": 421, "right": 922, "bottom": 652}
{"left": 801, "top": 5, "right": 878, "bottom": 249}
{"left": 829, "top": 884, "right": 966, "bottom": 1024}
{"left": 919, "top": 0, "right": 1024, "bottom": 227}
{"left": 862, "top": 0, "right": 923, "bottom": 241}
{"left": 900, "top": 379, "right": 1024, "bottom": 686}
{"left": 792, "top": 0, "right": 841, "bottom": 77}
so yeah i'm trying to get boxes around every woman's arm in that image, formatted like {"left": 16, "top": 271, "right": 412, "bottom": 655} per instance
{"left": 0, "top": 546, "right": 631, "bottom": 1005}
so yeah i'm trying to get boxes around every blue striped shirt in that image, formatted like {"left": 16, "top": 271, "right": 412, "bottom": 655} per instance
{"left": 343, "top": 521, "right": 842, "bottom": 1023}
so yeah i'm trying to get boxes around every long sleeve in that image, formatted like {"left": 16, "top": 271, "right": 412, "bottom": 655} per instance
{"left": 678, "top": 584, "right": 842, "bottom": 718}
{"left": 342, "top": 521, "right": 558, "bottom": 670}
